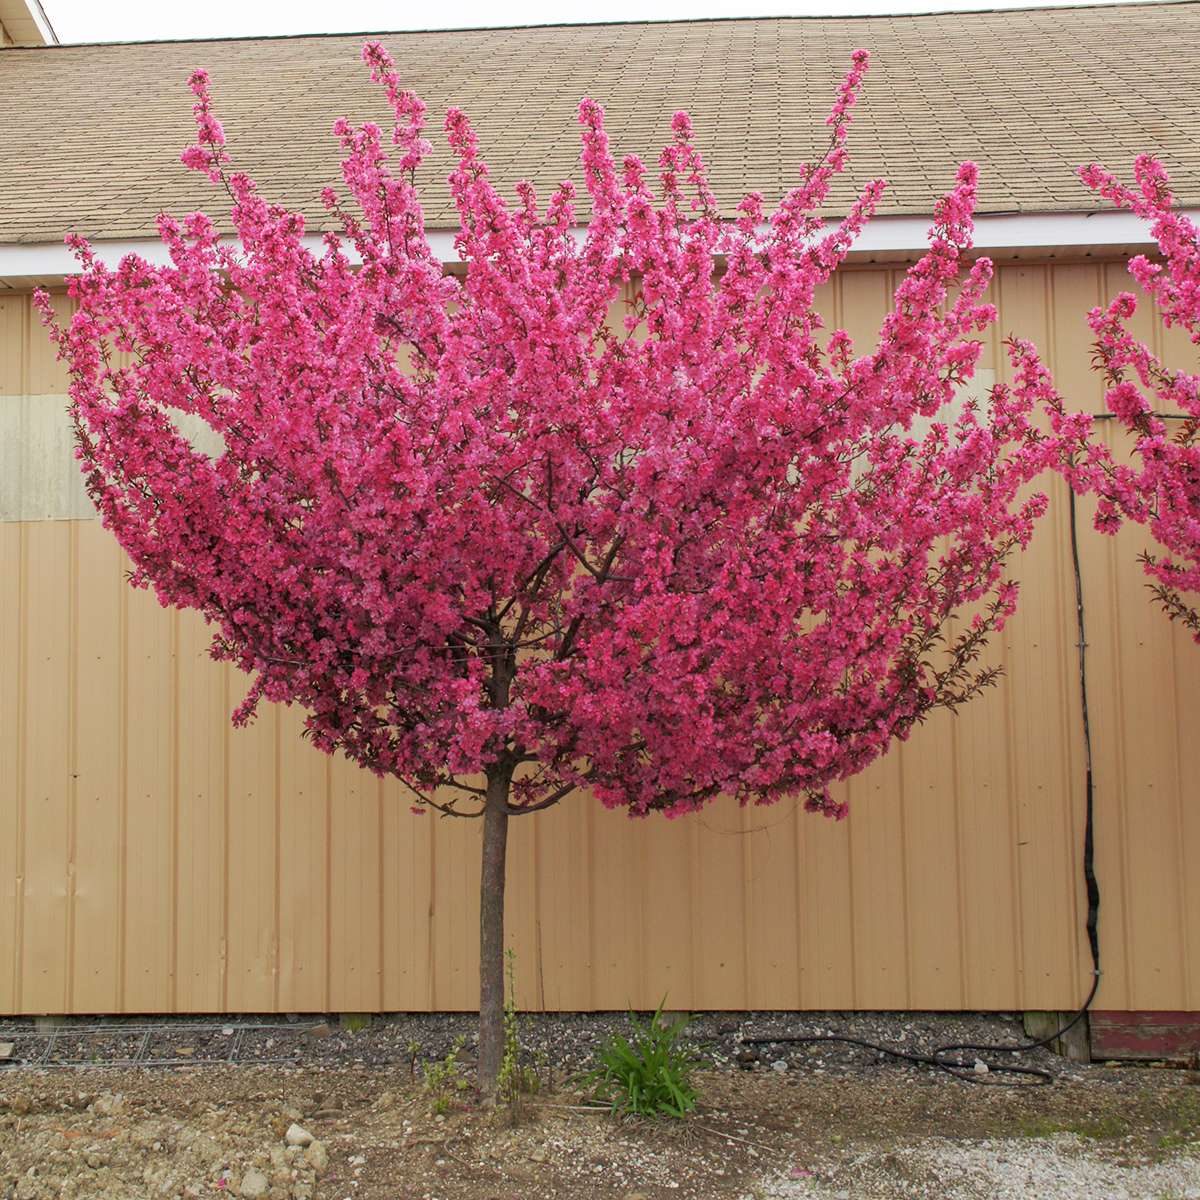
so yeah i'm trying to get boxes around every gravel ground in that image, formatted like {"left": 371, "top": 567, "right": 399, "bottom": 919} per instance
{"left": 757, "top": 1137, "right": 1200, "bottom": 1199}
{"left": 0, "top": 1010, "right": 1087, "bottom": 1078}
{"left": 0, "top": 1012, "right": 1197, "bottom": 1199}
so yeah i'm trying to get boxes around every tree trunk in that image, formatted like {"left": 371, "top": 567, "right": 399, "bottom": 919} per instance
{"left": 477, "top": 768, "right": 510, "bottom": 1101}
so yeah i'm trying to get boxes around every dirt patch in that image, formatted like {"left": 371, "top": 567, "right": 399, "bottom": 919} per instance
{"left": 1, "top": 1061, "right": 1198, "bottom": 1199}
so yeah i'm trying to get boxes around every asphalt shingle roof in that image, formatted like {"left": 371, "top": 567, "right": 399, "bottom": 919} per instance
{"left": 1, "top": 2, "right": 1198, "bottom": 243}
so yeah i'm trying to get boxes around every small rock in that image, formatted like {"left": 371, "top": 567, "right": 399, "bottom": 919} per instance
{"left": 221, "top": 1025, "right": 235, "bottom": 1036}
{"left": 0, "top": 1042, "right": 14, "bottom": 1061}
{"left": 621, "top": 1193, "right": 651, "bottom": 1200}
{"left": 972, "top": 1058, "right": 989, "bottom": 1075}
{"left": 177, "top": 1046, "right": 195, "bottom": 1058}
{"left": 239, "top": 1169, "right": 269, "bottom": 1198}
{"left": 303, "top": 1139, "right": 329, "bottom": 1173}
{"left": 93, "top": 1092, "right": 125, "bottom": 1117}
{"left": 529, "top": 1148, "right": 547, "bottom": 1163}
{"left": 771, "top": 1059, "right": 788, "bottom": 1073}
{"left": 348, "top": 1155, "right": 366, "bottom": 1167}
{"left": 284, "top": 1123, "right": 314, "bottom": 1148}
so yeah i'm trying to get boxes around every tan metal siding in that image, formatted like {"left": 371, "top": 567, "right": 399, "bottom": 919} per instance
{"left": 1, "top": 263, "right": 1197, "bottom": 1014}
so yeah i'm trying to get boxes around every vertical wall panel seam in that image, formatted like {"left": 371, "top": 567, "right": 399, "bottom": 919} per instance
{"left": 427, "top": 803, "right": 436, "bottom": 1010}
{"left": 845, "top": 799, "right": 858, "bottom": 1005}
{"left": 533, "top": 811, "right": 545, "bottom": 1010}
{"left": 375, "top": 774, "right": 384, "bottom": 1012}
{"left": 272, "top": 709, "right": 281, "bottom": 1010}
{"left": 793, "top": 791, "right": 805, "bottom": 1007}
{"left": 1155, "top": 304, "right": 1194, "bottom": 1010}
{"left": 896, "top": 742, "right": 912, "bottom": 1010}
{"left": 836, "top": 272, "right": 859, "bottom": 1008}
{"left": 1044, "top": 263, "right": 1080, "bottom": 1004}
{"left": 170, "top": 609, "right": 180, "bottom": 1011}
{"left": 323, "top": 754, "right": 332, "bottom": 1013}
{"left": 1102, "top": 266, "right": 1133, "bottom": 1006}
{"left": 586, "top": 800, "right": 598, "bottom": 1011}
{"left": 12, "top": 301, "right": 29, "bottom": 1012}
{"left": 1168, "top": 606, "right": 1193, "bottom": 1009}
{"left": 116, "top": 549, "right": 128, "bottom": 1011}
{"left": 1101, "top": 403, "right": 1134, "bottom": 1006}
{"left": 1047, "top": 264, "right": 1084, "bottom": 1005}
{"left": 12, "top": 523, "right": 27, "bottom": 1010}
{"left": 739, "top": 805, "right": 753, "bottom": 1010}
{"left": 936, "top": 402, "right": 966, "bottom": 1007}
{"left": 65, "top": 520, "right": 78, "bottom": 1011}
{"left": 221, "top": 665, "right": 230, "bottom": 1011}
{"left": 950, "top": 632, "right": 967, "bottom": 1009}
{"left": 998, "top": 267, "right": 1026, "bottom": 1008}
{"left": 687, "top": 815, "right": 701, "bottom": 1008}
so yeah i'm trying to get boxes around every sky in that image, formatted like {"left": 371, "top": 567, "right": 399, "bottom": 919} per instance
{"left": 40, "top": 0, "right": 1150, "bottom": 43}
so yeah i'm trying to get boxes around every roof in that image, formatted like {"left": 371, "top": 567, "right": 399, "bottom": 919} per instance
{"left": 0, "top": 3, "right": 1198, "bottom": 244}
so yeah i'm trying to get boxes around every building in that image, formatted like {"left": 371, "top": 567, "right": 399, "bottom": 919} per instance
{"left": 1, "top": 0, "right": 1198, "bottom": 1057}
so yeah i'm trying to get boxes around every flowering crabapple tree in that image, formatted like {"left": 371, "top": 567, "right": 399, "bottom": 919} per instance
{"left": 1050, "top": 157, "right": 1200, "bottom": 637}
{"left": 41, "top": 43, "right": 1061, "bottom": 1096}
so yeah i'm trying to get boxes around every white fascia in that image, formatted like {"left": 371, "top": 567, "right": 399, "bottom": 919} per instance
{"left": 27, "top": 0, "right": 57, "bottom": 45}
{"left": 0, "top": 209, "right": 1186, "bottom": 279}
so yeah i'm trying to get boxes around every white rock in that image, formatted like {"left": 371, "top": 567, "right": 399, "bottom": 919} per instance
{"left": 285, "top": 1123, "right": 314, "bottom": 1148}
{"left": 771, "top": 1059, "right": 788, "bottom": 1073}
{"left": 239, "top": 1169, "right": 269, "bottom": 1198}
{"left": 304, "top": 1139, "right": 329, "bottom": 1173}
{"left": 973, "top": 1058, "right": 990, "bottom": 1075}
{"left": 93, "top": 1092, "right": 126, "bottom": 1117}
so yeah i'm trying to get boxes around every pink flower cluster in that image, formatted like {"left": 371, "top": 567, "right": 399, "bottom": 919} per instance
{"left": 39, "top": 45, "right": 1062, "bottom": 819}
{"left": 1057, "top": 157, "right": 1200, "bottom": 635}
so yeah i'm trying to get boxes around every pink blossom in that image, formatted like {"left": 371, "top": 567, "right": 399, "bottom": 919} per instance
{"left": 1050, "top": 156, "right": 1200, "bottom": 636}
{"left": 38, "top": 46, "right": 1059, "bottom": 828}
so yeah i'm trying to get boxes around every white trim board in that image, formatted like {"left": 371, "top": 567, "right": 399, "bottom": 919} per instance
{"left": 1, "top": 209, "right": 1187, "bottom": 279}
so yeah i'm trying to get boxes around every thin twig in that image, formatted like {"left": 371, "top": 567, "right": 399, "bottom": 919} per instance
{"left": 688, "top": 1121, "right": 782, "bottom": 1155}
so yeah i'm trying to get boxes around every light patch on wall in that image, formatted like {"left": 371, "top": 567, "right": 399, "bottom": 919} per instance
{"left": 0, "top": 395, "right": 226, "bottom": 521}
{"left": 908, "top": 366, "right": 996, "bottom": 443}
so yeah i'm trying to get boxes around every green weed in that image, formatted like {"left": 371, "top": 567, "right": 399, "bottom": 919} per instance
{"left": 422, "top": 1035, "right": 470, "bottom": 1115}
{"left": 578, "top": 1002, "right": 702, "bottom": 1119}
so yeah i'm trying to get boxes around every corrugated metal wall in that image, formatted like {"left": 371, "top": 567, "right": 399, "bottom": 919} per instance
{"left": 2, "top": 261, "right": 1197, "bottom": 1015}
